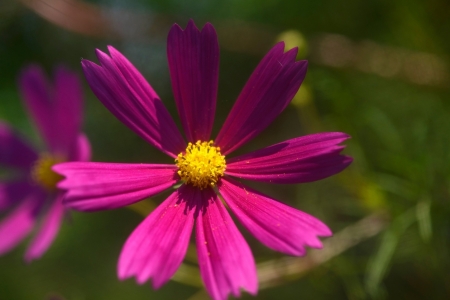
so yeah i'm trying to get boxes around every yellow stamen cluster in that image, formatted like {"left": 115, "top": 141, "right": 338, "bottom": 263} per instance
{"left": 175, "top": 140, "right": 226, "bottom": 189}
{"left": 31, "top": 153, "right": 64, "bottom": 191}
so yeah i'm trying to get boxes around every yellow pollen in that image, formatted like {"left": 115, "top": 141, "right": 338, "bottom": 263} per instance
{"left": 175, "top": 140, "right": 226, "bottom": 189}
{"left": 31, "top": 153, "right": 64, "bottom": 191}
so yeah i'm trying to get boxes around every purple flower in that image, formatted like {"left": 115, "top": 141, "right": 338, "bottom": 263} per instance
{"left": 0, "top": 65, "right": 90, "bottom": 262}
{"left": 54, "top": 21, "right": 352, "bottom": 300}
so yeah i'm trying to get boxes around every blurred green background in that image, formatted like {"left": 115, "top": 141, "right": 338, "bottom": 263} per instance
{"left": 1, "top": 0, "right": 449, "bottom": 299}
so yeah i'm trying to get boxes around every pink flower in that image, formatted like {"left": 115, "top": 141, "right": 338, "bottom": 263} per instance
{"left": 0, "top": 65, "right": 90, "bottom": 262}
{"left": 54, "top": 21, "right": 352, "bottom": 300}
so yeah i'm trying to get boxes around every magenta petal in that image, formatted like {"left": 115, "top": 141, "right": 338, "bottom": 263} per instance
{"left": 18, "top": 65, "right": 56, "bottom": 151}
{"left": 0, "top": 121, "right": 37, "bottom": 170}
{"left": 216, "top": 43, "right": 308, "bottom": 155}
{"left": 51, "top": 66, "right": 83, "bottom": 155}
{"left": 0, "top": 196, "right": 40, "bottom": 255}
{"left": 0, "top": 180, "right": 33, "bottom": 211}
{"left": 167, "top": 20, "right": 219, "bottom": 142}
{"left": 25, "top": 192, "right": 65, "bottom": 262}
{"left": 118, "top": 184, "right": 197, "bottom": 288}
{"left": 69, "top": 133, "right": 91, "bottom": 162}
{"left": 218, "top": 177, "right": 332, "bottom": 256}
{"left": 226, "top": 132, "right": 353, "bottom": 183}
{"left": 18, "top": 65, "right": 82, "bottom": 155}
{"left": 54, "top": 162, "right": 178, "bottom": 211}
{"left": 82, "top": 47, "right": 186, "bottom": 158}
{"left": 196, "top": 188, "right": 257, "bottom": 300}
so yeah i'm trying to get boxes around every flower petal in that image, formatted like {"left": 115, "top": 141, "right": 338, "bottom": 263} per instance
{"left": 19, "top": 65, "right": 83, "bottom": 155}
{"left": 218, "top": 177, "right": 332, "bottom": 256}
{"left": 167, "top": 20, "right": 219, "bottom": 142}
{"left": 225, "top": 132, "right": 353, "bottom": 183}
{"left": 118, "top": 184, "right": 197, "bottom": 288}
{"left": 216, "top": 43, "right": 308, "bottom": 155}
{"left": 18, "top": 65, "right": 57, "bottom": 151}
{"left": 0, "top": 194, "right": 41, "bottom": 256}
{"left": 25, "top": 192, "right": 65, "bottom": 262}
{"left": 196, "top": 188, "right": 257, "bottom": 300}
{"left": 0, "top": 121, "right": 37, "bottom": 170}
{"left": 0, "top": 180, "right": 33, "bottom": 211}
{"left": 51, "top": 66, "right": 83, "bottom": 155}
{"left": 54, "top": 162, "right": 178, "bottom": 211}
{"left": 69, "top": 133, "right": 91, "bottom": 162}
{"left": 82, "top": 47, "right": 186, "bottom": 158}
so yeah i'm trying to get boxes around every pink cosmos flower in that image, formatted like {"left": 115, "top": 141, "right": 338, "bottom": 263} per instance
{"left": 54, "top": 21, "right": 352, "bottom": 300}
{"left": 0, "top": 65, "right": 90, "bottom": 262}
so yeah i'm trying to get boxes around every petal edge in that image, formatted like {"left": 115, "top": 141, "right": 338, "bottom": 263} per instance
{"left": 167, "top": 20, "right": 219, "bottom": 142}
{"left": 196, "top": 188, "right": 257, "bottom": 300}
{"left": 218, "top": 177, "right": 332, "bottom": 256}
{"left": 54, "top": 162, "right": 178, "bottom": 211}
{"left": 118, "top": 185, "right": 197, "bottom": 288}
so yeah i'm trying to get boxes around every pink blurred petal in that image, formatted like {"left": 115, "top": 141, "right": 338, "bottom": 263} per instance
{"left": 216, "top": 43, "right": 308, "bottom": 155}
{"left": 69, "top": 133, "right": 91, "bottom": 162}
{"left": 0, "top": 195, "right": 41, "bottom": 256}
{"left": 54, "top": 162, "right": 178, "bottom": 211}
{"left": 0, "top": 121, "right": 37, "bottom": 170}
{"left": 218, "top": 177, "right": 332, "bottom": 256}
{"left": 118, "top": 184, "right": 197, "bottom": 288}
{"left": 18, "top": 65, "right": 82, "bottom": 154}
{"left": 196, "top": 188, "right": 257, "bottom": 300}
{"left": 25, "top": 192, "right": 65, "bottom": 262}
{"left": 226, "top": 132, "right": 353, "bottom": 183}
{"left": 167, "top": 20, "right": 219, "bottom": 142}
{"left": 18, "top": 65, "right": 56, "bottom": 152}
{"left": 51, "top": 66, "right": 83, "bottom": 155}
{"left": 0, "top": 180, "right": 33, "bottom": 211}
{"left": 81, "top": 47, "right": 186, "bottom": 158}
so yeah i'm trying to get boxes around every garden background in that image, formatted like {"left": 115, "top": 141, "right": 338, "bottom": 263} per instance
{"left": 1, "top": 0, "right": 449, "bottom": 299}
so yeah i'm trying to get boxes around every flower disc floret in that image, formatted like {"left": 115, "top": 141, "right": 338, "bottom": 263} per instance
{"left": 31, "top": 153, "right": 64, "bottom": 191}
{"left": 175, "top": 140, "right": 226, "bottom": 189}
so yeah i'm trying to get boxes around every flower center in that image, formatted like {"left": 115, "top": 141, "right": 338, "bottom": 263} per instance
{"left": 175, "top": 140, "right": 226, "bottom": 189}
{"left": 31, "top": 153, "right": 64, "bottom": 191}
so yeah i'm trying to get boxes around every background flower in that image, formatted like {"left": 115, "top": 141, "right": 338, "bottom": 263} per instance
{"left": 0, "top": 65, "right": 90, "bottom": 262}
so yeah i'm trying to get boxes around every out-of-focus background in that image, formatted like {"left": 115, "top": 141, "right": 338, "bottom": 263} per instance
{"left": 1, "top": 0, "right": 449, "bottom": 299}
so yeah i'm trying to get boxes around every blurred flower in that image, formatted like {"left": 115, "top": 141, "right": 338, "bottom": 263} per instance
{"left": 54, "top": 21, "right": 352, "bottom": 300}
{"left": 0, "top": 65, "right": 90, "bottom": 262}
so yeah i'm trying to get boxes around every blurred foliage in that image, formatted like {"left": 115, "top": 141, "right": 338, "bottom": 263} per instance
{"left": 1, "top": 0, "right": 450, "bottom": 299}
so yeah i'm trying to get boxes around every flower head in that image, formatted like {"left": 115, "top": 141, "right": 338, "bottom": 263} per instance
{"left": 0, "top": 65, "right": 90, "bottom": 262}
{"left": 54, "top": 20, "right": 352, "bottom": 300}
{"left": 175, "top": 140, "right": 226, "bottom": 189}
